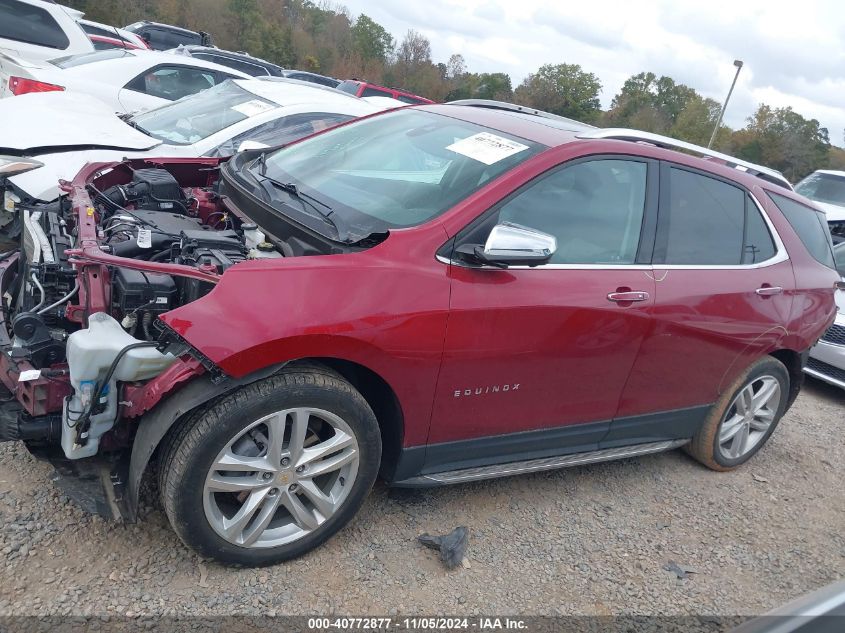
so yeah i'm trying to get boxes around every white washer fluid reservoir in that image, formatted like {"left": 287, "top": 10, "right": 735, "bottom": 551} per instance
{"left": 61, "top": 312, "right": 175, "bottom": 460}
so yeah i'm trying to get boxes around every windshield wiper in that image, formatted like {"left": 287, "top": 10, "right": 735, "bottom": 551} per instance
{"left": 256, "top": 174, "right": 343, "bottom": 239}
{"left": 123, "top": 118, "right": 150, "bottom": 136}
{"left": 253, "top": 151, "right": 270, "bottom": 176}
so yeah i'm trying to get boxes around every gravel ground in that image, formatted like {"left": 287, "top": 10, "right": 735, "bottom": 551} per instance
{"left": 0, "top": 378, "right": 843, "bottom": 618}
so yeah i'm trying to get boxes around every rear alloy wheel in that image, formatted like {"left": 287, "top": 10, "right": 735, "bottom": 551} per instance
{"left": 686, "top": 356, "right": 789, "bottom": 470}
{"left": 159, "top": 366, "right": 381, "bottom": 566}
{"left": 716, "top": 377, "right": 780, "bottom": 461}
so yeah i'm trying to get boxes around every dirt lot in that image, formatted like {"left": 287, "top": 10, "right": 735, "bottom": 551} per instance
{"left": 0, "top": 378, "right": 843, "bottom": 618}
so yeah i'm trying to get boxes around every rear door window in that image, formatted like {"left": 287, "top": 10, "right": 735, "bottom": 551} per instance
{"left": 655, "top": 167, "right": 747, "bottom": 265}
{"left": 768, "top": 192, "right": 836, "bottom": 269}
{"left": 0, "top": 0, "right": 70, "bottom": 49}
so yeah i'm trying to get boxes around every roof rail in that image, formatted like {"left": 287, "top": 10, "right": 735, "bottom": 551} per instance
{"left": 448, "top": 99, "right": 595, "bottom": 129}
{"left": 577, "top": 128, "right": 792, "bottom": 190}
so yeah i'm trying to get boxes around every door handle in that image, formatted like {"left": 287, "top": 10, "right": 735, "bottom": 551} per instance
{"left": 755, "top": 286, "right": 783, "bottom": 296}
{"left": 607, "top": 291, "right": 650, "bottom": 303}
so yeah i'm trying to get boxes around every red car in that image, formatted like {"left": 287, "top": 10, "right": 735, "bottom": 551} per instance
{"left": 0, "top": 102, "right": 839, "bottom": 566}
{"left": 337, "top": 79, "right": 434, "bottom": 104}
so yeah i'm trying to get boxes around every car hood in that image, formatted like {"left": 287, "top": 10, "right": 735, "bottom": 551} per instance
{"left": 8, "top": 148, "right": 141, "bottom": 202}
{"left": 0, "top": 92, "right": 161, "bottom": 155}
{"left": 812, "top": 200, "right": 845, "bottom": 223}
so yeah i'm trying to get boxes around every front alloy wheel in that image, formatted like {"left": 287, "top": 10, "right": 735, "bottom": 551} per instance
{"left": 203, "top": 408, "right": 359, "bottom": 548}
{"left": 159, "top": 365, "right": 381, "bottom": 566}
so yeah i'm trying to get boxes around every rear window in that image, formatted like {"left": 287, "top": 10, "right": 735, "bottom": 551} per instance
{"left": 52, "top": 49, "right": 134, "bottom": 68}
{"left": 361, "top": 86, "right": 393, "bottom": 98}
{"left": 768, "top": 192, "right": 836, "bottom": 269}
{"left": 144, "top": 27, "right": 201, "bottom": 50}
{"left": 194, "top": 53, "right": 268, "bottom": 77}
{"left": 795, "top": 172, "right": 845, "bottom": 207}
{"left": 81, "top": 23, "right": 123, "bottom": 40}
{"left": 0, "top": 0, "right": 70, "bottom": 49}
{"left": 336, "top": 81, "right": 360, "bottom": 95}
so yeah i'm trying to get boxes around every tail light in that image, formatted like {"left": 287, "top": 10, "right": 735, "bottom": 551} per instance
{"left": 8, "top": 76, "right": 65, "bottom": 96}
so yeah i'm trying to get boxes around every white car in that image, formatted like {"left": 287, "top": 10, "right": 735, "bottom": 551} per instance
{"left": 0, "top": 48, "right": 250, "bottom": 113}
{"left": 0, "top": 78, "right": 387, "bottom": 208}
{"left": 0, "top": 0, "right": 93, "bottom": 62}
{"left": 794, "top": 169, "right": 845, "bottom": 240}
{"left": 805, "top": 241, "right": 845, "bottom": 390}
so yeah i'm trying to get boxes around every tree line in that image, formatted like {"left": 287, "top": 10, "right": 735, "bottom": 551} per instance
{"left": 68, "top": 0, "right": 845, "bottom": 183}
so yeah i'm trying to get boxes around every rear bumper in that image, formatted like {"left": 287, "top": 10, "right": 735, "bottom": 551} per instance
{"left": 804, "top": 336, "right": 845, "bottom": 390}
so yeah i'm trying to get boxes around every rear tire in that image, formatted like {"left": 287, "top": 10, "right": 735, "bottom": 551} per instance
{"left": 686, "top": 356, "right": 789, "bottom": 471}
{"left": 158, "top": 365, "right": 381, "bottom": 566}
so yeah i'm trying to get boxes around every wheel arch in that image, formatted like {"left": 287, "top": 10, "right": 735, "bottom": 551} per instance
{"left": 768, "top": 348, "right": 806, "bottom": 411}
{"left": 123, "top": 356, "right": 406, "bottom": 521}
{"left": 307, "top": 358, "right": 405, "bottom": 482}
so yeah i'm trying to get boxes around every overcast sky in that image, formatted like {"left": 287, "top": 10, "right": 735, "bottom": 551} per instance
{"left": 341, "top": 0, "right": 845, "bottom": 143}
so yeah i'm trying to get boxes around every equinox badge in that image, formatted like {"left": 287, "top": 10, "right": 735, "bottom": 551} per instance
{"left": 454, "top": 384, "right": 521, "bottom": 398}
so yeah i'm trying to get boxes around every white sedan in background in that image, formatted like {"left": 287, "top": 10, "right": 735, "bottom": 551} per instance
{"left": 0, "top": 48, "right": 250, "bottom": 113}
{"left": 0, "top": 78, "right": 390, "bottom": 210}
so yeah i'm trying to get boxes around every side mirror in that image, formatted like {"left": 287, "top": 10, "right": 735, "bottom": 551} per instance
{"left": 456, "top": 222, "right": 557, "bottom": 267}
{"left": 237, "top": 140, "right": 270, "bottom": 153}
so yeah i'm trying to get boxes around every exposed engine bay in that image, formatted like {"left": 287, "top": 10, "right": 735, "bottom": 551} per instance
{"left": 0, "top": 158, "right": 287, "bottom": 461}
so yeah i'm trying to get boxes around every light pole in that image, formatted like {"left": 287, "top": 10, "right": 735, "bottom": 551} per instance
{"left": 708, "top": 59, "right": 743, "bottom": 149}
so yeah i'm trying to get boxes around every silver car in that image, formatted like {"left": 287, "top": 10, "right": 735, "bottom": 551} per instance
{"left": 805, "top": 241, "right": 845, "bottom": 389}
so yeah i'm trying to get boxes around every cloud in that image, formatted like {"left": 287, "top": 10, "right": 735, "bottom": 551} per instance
{"left": 340, "top": 0, "right": 845, "bottom": 139}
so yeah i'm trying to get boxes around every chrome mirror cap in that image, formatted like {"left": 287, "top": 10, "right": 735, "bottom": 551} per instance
{"left": 482, "top": 222, "right": 557, "bottom": 266}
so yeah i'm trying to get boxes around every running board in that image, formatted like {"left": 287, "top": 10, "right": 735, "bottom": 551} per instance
{"left": 396, "top": 439, "right": 689, "bottom": 486}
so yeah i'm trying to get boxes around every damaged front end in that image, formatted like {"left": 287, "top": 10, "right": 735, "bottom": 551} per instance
{"left": 0, "top": 156, "right": 285, "bottom": 519}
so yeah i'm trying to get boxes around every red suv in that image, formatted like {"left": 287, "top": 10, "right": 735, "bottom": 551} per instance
{"left": 0, "top": 102, "right": 839, "bottom": 566}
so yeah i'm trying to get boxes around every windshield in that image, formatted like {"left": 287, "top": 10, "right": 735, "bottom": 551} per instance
{"left": 130, "top": 81, "right": 276, "bottom": 145}
{"left": 258, "top": 109, "right": 544, "bottom": 236}
{"left": 795, "top": 172, "right": 845, "bottom": 207}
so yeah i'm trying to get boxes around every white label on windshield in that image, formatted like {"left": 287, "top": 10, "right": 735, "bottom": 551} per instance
{"left": 446, "top": 132, "right": 529, "bottom": 165}
{"left": 136, "top": 228, "right": 152, "bottom": 249}
{"left": 231, "top": 99, "right": 275, "bottom": 117}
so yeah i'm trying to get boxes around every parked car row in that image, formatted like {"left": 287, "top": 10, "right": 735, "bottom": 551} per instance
{"left": 0, "top": 0, "right": 434, "bottom": 107}
{"left": 0, "top": 0, "right": 841, "bottom": 572}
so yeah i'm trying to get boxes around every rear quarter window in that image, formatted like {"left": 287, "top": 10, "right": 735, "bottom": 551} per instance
{"left": 768, "top": 192, "right": 836, "bottom": 269}
{"left": 0, "top": 0, "right": 70, "bottom": 49}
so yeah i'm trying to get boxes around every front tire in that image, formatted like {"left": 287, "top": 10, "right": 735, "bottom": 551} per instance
{"left": 159, "top": 365, "right": 381, "bottom": 566}
{"left": 686, "top": 356, "right": 789, "bottom": 471}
